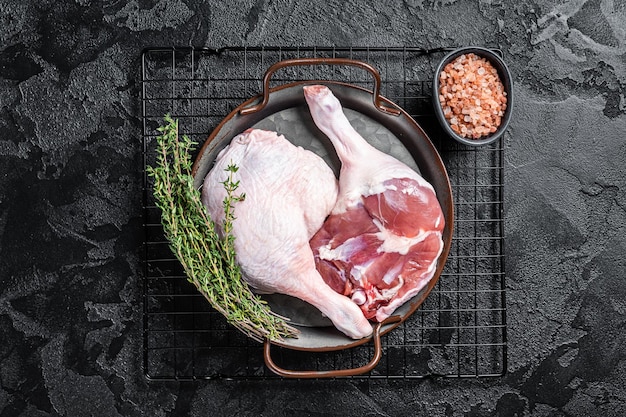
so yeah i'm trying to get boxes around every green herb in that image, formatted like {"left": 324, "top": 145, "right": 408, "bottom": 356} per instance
{"left": 147, "top": 115, "right": 298, "bottom": 342}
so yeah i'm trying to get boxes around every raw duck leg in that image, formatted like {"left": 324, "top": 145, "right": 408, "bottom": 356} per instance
{"left": 202, "top": 128, "right": 373, "bottom": 339}
{"left": 304, "top": 85, "right": 445, "bottom": 322}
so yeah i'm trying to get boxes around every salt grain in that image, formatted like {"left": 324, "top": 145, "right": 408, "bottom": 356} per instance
{"left": 438, "top": 53, "right": 508, "bottom": 139}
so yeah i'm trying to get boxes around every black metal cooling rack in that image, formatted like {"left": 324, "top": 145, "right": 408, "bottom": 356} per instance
{"left": 141, "top": 46, "right": 507, "bottom": 380}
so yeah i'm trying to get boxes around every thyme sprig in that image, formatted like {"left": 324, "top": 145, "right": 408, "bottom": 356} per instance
{"left": 147, "top": 115, "right": 298, "bottom": 342}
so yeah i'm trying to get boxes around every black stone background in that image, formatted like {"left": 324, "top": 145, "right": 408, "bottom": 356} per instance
{"left": 1, "top": 1, "right": 625, "bottom": 416}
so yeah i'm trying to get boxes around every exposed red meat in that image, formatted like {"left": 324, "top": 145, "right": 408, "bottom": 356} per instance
{"left": 304, "top": 85, "right": 445, "bottom": 322}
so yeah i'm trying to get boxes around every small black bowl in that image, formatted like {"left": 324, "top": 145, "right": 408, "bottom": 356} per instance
{"left": 432, "top": 46, "right": 513, "bottom": 146}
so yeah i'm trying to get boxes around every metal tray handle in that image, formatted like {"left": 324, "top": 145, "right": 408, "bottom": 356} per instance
{"left": 263, "top": 315, "right": 402, "bottom": 378}
{"left": 240, "top": 57, "right": 402, "bottom": 116}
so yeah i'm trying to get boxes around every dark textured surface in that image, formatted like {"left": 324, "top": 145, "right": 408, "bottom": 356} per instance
{"left": 1, "top": 1, "right": 625, "bottom": 416}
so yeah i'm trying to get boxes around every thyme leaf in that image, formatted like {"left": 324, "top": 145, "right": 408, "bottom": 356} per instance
{"left": 147, "top": 115, "right": 298, "bottom": 342}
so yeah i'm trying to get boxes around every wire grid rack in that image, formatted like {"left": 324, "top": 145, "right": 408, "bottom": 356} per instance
{"left": 141, "top": 46, "right": 507, "bottom": 380}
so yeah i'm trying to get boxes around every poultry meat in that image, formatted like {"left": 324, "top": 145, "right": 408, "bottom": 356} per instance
{"left": 304, "top": 85, "right": 445, "bottom": 322}
{"left": 201, "top": 128, "right": 373, "bottom": 339}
